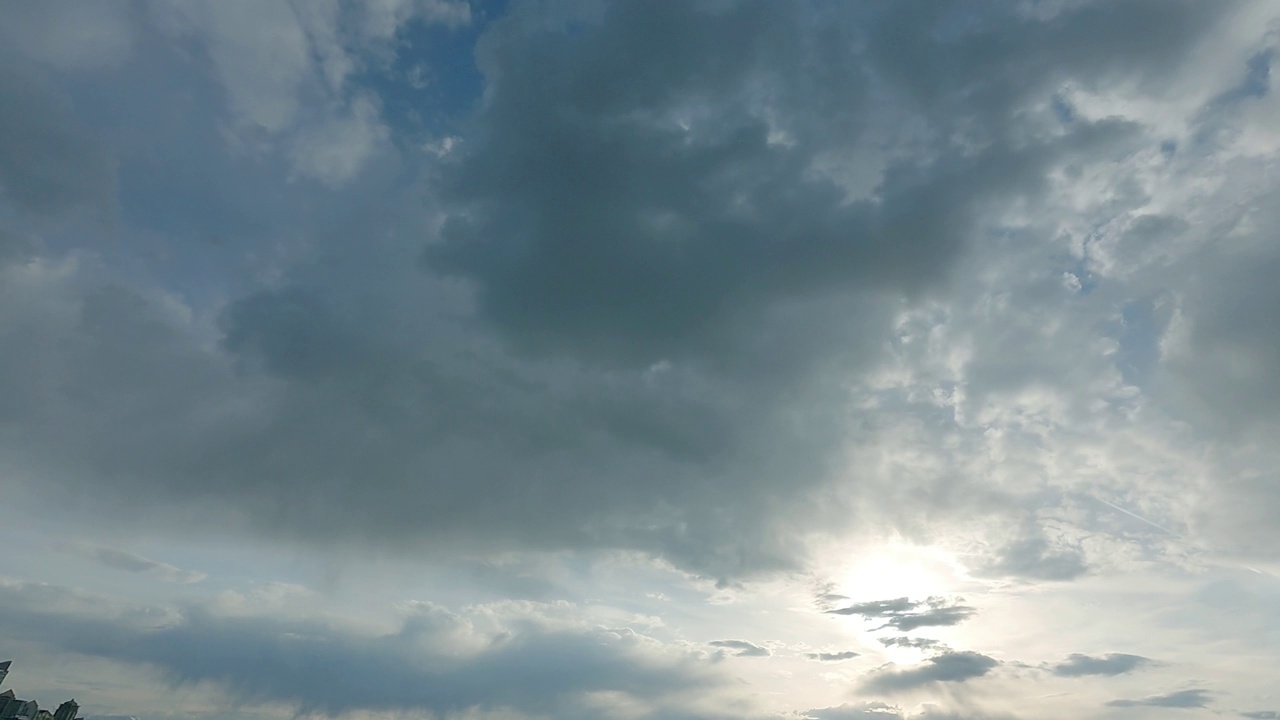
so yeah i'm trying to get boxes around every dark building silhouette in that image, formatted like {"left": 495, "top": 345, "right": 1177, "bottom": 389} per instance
{"left": 52, "top": 702, "right": 77, "bottom": 720}
{"left": 1, "top": 697, "right": 37, "bottom": 720}
{"left": 0, "top": 664, "right": 85, "bottom": 720}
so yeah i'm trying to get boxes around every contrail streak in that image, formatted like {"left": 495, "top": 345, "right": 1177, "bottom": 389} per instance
{"left": 1091, "top": 496, "right": 1179, "bottom": 536}
{"left": 1088, "top": 497, "right": 1280, "bottom": 581}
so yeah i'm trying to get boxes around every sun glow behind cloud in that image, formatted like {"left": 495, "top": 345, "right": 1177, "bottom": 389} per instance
{"left": 839, "top": 542, "right": 972, "bottom": 606}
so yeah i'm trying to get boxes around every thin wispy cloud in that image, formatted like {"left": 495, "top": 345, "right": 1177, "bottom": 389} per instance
{"left": 56, "top": 542, "right": 206, "bottom": 584}
{"left": 1108, "top": 689, "right": 1212, "bottom": 709}
{"left": 879, "top": 637, "right": 945, "bottom": 651}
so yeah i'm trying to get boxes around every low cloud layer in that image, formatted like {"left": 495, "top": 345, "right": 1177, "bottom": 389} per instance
{"left": 860, "top": 652, "right": 1000, "bottom": 693}
{"left": 1051, "top": 653, "right": 1150, "bottom": 677}
{"left": 1108, "top": 689, "right": 1212, "bottom": 709}
{"left": 808, "top": 701, "right": 1018, "bottom": 720}
{"left": 0, "top": 581, "right": 715, "bottom": 718}
{"left": 56, "top": 543, "right": 206, "bottom": 584}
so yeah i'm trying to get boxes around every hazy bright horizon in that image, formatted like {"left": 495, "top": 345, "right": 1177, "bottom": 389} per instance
{"left": 1, "top": 2, "right": 1279, "bottom": 719}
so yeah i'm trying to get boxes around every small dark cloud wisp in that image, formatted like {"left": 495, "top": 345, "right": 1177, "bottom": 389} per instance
{"left": 1108, "top": 689, "right": 1211, "bottom": 709}
{"left": 860, "top": 651, "right": 999, "bottom": 693}
{"left": 709, "top": 639, "right": 770, "bottom": 658}
{"left": 1051, "top": 652, "right": 1149, "bottom": 677}
{"left": 977, "top": 535, "right": 1089, "bottom": 581}
{"left": 805, "top": 650, "right": 860, "bottom": 662}
{"left": 879, "top": 637, "right": 944, "bottom": 651}
{"left": 56, "top": 542, "right": 206, "bottom": 584}
{"left": 828, "top": 596, "right": 976, "bottom": 631}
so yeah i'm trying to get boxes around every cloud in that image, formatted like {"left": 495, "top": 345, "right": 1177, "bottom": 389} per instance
{"left": 428, "top": 0, "right": 1226, "bottom": 366}
{"left": 879, "top": 637, "right": 943, "bottom": 651}
{"left": 808, "top": 703, "right": 904, "bottom": 719}
{"left": 359, "top": 0, "right": 471, "bottom": 41}
{"left": 829, "top": 597, "right": 977, "bottom": 631}
{"left": 1242, "top": 712, "right": 1279, "bottom": 719}
{"left": 147, "top": 2, "right": 317, "bottom": 134}
{"left": 829, "top": 598, "right": 918, "bottom": 617}
{"left": 0, "top": 1, "right": 134, "bottom": 71}
{"left": 0, "top": 240, "right": 841, "bottom": 577}
{"left": 805, "top": 651, "right": 860, "bottom": 662}
{"left": 976, "top": 534, "right": 1089, "bottom": 582}
{"left": 1050, "top": 653, "right": 1149, "bottom": 677}
{"left": 56, "top": 542, "right": 206, "bottom": 584}
{"left": 860, "top": 652, "right": 1000, "bottom": 694}
{"left": 880, "top": 606, "right": 977, "bottom": 632}
{"left": 1107, "top": 689, "right": 1212, "bottom": 709}
{"left": 808, "top": 702, "right": 1018, "bottom": 720}
{"left": 709, "top": 640, "right": 770, "bottom": 658}
{"left": 0, "top": 581, "right": 717, "bottom": 718}
{"left": 0, "top": 64, "right": 116, "bottom": 223}
{"left": 0, "top": 0, "right": 1278, "bottom": 597}
{"left": 1, "top": 1, "right": 1279, "bottom": 718}
{"left": 286, "top": 94, "right": 390, "bottom": 187}
{"left": 144, "top": 0, "right": 460, "bottom": 184}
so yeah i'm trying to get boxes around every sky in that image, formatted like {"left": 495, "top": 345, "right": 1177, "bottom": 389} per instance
{"left": 1, "top": 1, "right": 1279, "bottom": 719}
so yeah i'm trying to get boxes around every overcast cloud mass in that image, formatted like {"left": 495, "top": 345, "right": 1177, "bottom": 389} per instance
{"left": 2, "top": 1, "right": 1280, "bottom": 719}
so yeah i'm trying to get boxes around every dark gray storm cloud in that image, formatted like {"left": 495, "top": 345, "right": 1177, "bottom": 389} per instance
{"left": 427, "top": 0, "right": 1219, "bottom": 365}
{"left": 0, "top": 64, "right": 116, "bottom": 223}
{"left": 1050, "top": 653, "right": 1149, "bottom": 677}
{"left": 709, "top": 640, "right": 770, "bottom": 658}
{"left": 0, "top": 0, "right": 1259, "bottom": 582}
{"left": 1108, "top": 689, "right": 1212, "bottom": 709}
{"left": 0, "top": 582, "right": 715, "bottom": 718}
{"left": 829, "top": 597, "right": 977, "bottom": 631}
{"left": 0, "top": 57, "right": 116, "bottom": 270}
{"left": 805, "top": 651, "right": 860, "bottom": 662}
{"left": 860, "top": 651, "right": 1000, "bottom": 693}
